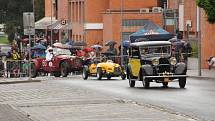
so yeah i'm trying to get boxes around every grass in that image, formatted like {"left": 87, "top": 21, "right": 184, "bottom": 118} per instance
{"left": 0, "top": 35, "right": 9, "bottom": 44}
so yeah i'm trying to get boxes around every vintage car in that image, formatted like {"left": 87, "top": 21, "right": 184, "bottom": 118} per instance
{"left": 82, "top": 53, "right": 126, "bottom": 80}
{"left": 127, "top": 41, "right": 187, "bottom": 88}
{"left": 31, "top": 47, "right": 83, "bottom": 77}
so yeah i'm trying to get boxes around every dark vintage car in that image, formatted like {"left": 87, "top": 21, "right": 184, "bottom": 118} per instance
{"left": 127, "top": 41, "right": 187, "bottom": 88}
{"left": 31, "top": 47, "right": 83, "bottom": 78}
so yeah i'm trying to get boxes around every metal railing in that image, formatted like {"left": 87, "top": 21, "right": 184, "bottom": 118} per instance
{"left": 0, "top": 60, "right": 29, "bottom": 78}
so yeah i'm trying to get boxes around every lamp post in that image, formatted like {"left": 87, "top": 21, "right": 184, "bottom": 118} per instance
{"left": 120, "top": 0, "right": 124, "bottom": 66}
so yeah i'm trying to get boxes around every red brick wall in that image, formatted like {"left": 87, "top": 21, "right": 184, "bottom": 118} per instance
{"left": 184, "top": 0, "right": 197, "bottom": 33}
{"left": 201, "top": 12, "right": 215, "bottom": 68}
{"left": 103, "top": 13, "right": 163, "bottom": 46}
{"left": 109, "top": 0, "right": 158, "bottom": 9}
{"left": 85, "top": 0, "right": 109, "bottom": 23}
{"left": 45, "top": 0, "right": 52, "bottom": 17}
{"left": 58, "top": 0, "right": 68, "bottom": 20}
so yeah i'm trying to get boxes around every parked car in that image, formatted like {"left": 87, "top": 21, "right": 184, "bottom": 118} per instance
{"left": 31, "top": 47, "right": 83, "bottom": 77}
{"left": 127, "top": 41, "right": 187, "bottom": 88}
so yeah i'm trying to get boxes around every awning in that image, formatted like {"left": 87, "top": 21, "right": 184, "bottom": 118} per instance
{"left": 47, "top": 21, "right": 71, "bottom": 30}
{"left": 35, "top": 17, "right": 58, "bottom": 29}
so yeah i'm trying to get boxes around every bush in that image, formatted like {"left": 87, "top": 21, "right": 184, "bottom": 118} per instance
{"left": 197, "top": 0, "right": 215, "bottom": 23}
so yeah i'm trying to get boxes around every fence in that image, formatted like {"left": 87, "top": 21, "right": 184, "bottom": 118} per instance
{"left": 0, "top": 60, "right": 30, "bottom": 78}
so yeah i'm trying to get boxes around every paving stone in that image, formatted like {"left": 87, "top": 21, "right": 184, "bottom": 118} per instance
{"left": 0, "top": 104, "right": 33, "bottom": 121}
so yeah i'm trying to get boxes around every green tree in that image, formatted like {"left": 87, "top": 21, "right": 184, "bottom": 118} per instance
{"left": 34, "top": 0, "right": 45, "bottom": 21}
{"left": 197, "top": 0, "right": 215, "bottom": 23}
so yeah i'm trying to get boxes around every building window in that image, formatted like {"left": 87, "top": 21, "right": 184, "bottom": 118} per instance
{"left": 123, "top": 19, "right": 149, "bottom": 26}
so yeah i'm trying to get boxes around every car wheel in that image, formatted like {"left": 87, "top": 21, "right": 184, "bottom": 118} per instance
{"left": 31, "top": 63, "right": 37, "bottom": 78}
{"left": 179, "top": 77, "right": 186, "bottom": 88}
{"left": 82, "top": 66, "right": 89, "bottom": 80}
{"left": 97, "top": 67, "right": 102, "bottom": 80}
{"left": 60, "top": 61, "right": 69, "bottom": 77}
{"left": 141, "top": 70, "right": 150, "bottom": 88}
{"left": 162, "top": 82, "right": 168, "bottom": 88}
{"left": 128, "top": 69, "right": 135, "bottom": 87}
{"left": 53, "top": 71, "right": 61, "bottom": 77}
{"left": 107, "top": 74, "right": 111, "bottom": 80}
{"left": 121, "top": 73, "right": 126, "bottom": 80}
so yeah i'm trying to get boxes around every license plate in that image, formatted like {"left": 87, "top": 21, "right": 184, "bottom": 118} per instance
{"left": 164, "top": 78, "right": 169, "bottom": 82}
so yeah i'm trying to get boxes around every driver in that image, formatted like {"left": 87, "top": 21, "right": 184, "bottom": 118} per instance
{"left": 46, "top": 47, "right": 54, "bottom": 61}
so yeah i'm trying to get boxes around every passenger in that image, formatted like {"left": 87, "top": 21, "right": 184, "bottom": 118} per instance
{"left": 46, "top": 47, "right": 54, "bottom": 61}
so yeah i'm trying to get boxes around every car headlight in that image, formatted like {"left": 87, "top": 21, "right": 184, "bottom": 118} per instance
{"left": 152, "top": 58, "right": 159, "bottom": 66}
{"left": 170, "top": 57, "right": 177, "bottom": 65}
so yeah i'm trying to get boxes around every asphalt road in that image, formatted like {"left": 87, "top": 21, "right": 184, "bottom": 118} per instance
{"left": 55, "top": 76, "right": 215, "bottom": 121}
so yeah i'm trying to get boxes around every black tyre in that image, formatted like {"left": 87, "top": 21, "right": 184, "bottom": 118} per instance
{"left": 82, "top": 66, "right": 89, "bottom": 80}
{"left": 121, "top": 72, "right": 126, "bottom": 80}
{"left": 53, "top": 71, "right": 61, "bottom": 77}
{"left": 60, "top": 61, "right": 69, "bottom": 77}
{"left": 97, "top": 67, "right": 102, "bottom": 80}
{"left": 31, "top": 63, "right": 37, "bottom": 78}
{"left": 141, "top": 69, "right": 150, "bottom": 88}
{"left": 107, "top": 74, "right": 111, "bottom": 80}
{"left": 162, "top": 82, "right": 168, "bottom": 88}
{"left": 128, "top": 69, "right": 135, "bottom": 87}
{"left": 179, "top": 77, "right": 186, "bottom": 88}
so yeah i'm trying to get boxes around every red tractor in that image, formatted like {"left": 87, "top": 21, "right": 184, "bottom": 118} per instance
{"left": 31, "top": 46, "right": 83, "bottom": 77}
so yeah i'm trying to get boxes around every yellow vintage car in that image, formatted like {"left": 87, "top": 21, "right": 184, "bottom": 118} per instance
{"left": 82, "top": 58, "right": 126, "bottom": 80}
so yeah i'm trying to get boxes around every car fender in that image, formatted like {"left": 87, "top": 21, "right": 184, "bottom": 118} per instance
{"left": 175, "top": 62, "right": 187, "bottom": 74}
{"left": 32, "top": 59, "right": 41, "bottom": 71}
{"left": 83, "top": 65, "right": 89, "bottom": 71}
{"left": 141, "top": 65, "right": 153, "bottom": 76}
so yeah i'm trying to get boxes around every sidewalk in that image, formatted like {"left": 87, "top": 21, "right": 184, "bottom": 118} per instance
{"left": 187, "top": 69, "right": 215, "bottom": 79}
{"left": 0, "top": 77, "right": 41, "bottom": 84}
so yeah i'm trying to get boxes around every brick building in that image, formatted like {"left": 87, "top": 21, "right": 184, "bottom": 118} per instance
{"left": 44, "top": 0, "right": 167, "bottom": 47}
{"left": 168, "top": 0, "right": 215, "bottom": 68}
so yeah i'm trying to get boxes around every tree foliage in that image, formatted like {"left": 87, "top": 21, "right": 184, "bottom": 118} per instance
{"left": 0, "top": 0, "right": 44, "bottom": 35}
{"left": 197, "top": 0, "right": 215, "bottom": 23}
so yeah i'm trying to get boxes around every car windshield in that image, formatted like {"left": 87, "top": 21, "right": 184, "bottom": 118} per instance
{"left": 53, "top": 48, "right": 71, "bottom": 55}
{"left": 140, "top": 45, "right": 171, "bottom": 57}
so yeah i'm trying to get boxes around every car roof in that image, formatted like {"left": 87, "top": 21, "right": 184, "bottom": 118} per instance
{"left": 130, "top": 41, "right": 171, "bottom": 47}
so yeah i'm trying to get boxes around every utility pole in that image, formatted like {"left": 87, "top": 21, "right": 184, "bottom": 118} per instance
{"left": 50, "top": 0, "right": 53, "bottom": 46}
{"left": 120, "top": 0, "right": 124, "bottom": 67}
{"left": 197, "top": 6, "right": 201, "bottom": 76}
{"left": 67, "top": 0, "right": 71, "bottom": 41}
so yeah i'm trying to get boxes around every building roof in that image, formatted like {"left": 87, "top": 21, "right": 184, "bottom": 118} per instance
{"left": 35, "top": 17, "right": 57, "bottom": 29}
{"left": 130, "top": 41, "right": 171, "bottom": 47}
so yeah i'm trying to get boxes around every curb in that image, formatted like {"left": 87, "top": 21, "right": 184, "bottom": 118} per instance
{"left": 188, "top": 75, "right": 215, "bottom": 80}
{"left": 0, "top": 80, "right": 41, "bottom": 84}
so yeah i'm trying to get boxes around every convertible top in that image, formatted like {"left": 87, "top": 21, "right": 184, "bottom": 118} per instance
{"left": 130, "top": 41, "right": 171, "bottom": 47}
{"left": 130, "top": 20, "right": 173, "bottom": 43}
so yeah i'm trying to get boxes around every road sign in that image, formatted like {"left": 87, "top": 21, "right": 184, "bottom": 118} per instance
{"left": 23, "top": 12, "right": 35, "bottom": 28}
{"left": 24, "top": 28, "right": 35, "bottom": 35}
